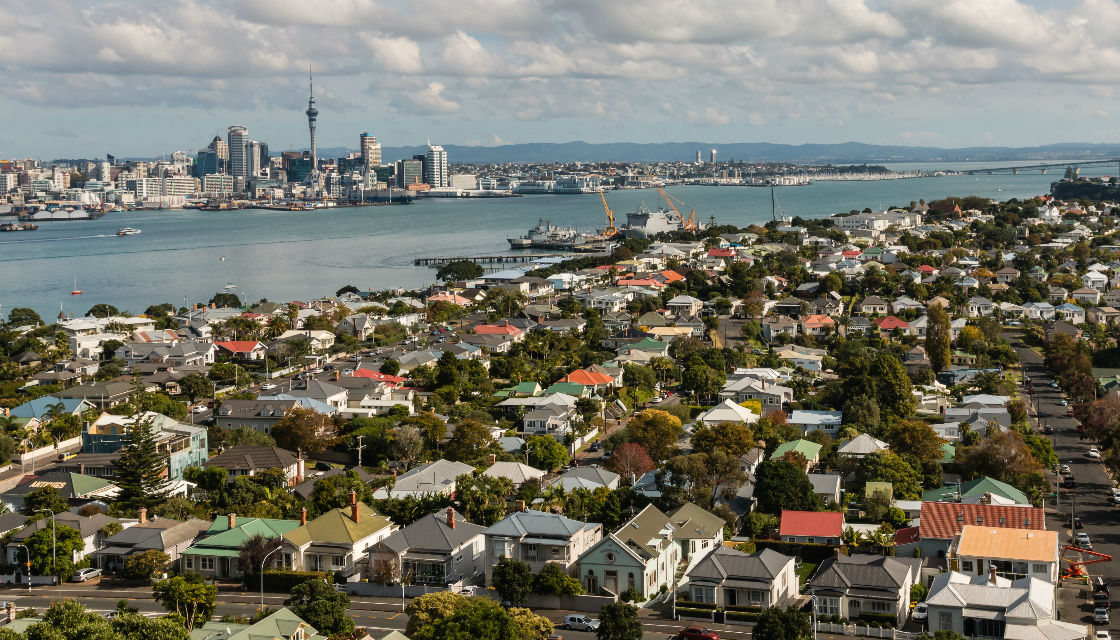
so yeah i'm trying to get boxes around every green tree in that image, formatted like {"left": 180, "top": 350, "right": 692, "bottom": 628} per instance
{"left": 534, "top": 562, "right": 584, "bottom": 596}
{"left": 111, "top": 611, "right": 190, "bottom": 640}
{"left": 379, "top": 358, "right": 401, "bottom": 376}
{"left": 285, "top": 578, "right": 354, "bottom": 635}
{"left": 114, "top": 417, "right": 171, "bottom": 511}
{"left": 7, "top": 307, "right": 42, "bottom": 326}
{"left": 884, "top": 420, "right": 945, "bottom": 468}
{"left": 453, "top": 473, "right": 514, "bottom": 526}
{"left": 407, "top": 593, "right": 549, "bottom": 640}
{"left": 27, "top": 524, "right": 86, "bottom": 579}
{"left": 309, "top": 470, "right": 373, "bottom": 516}
{"left": 22, "top": 486, "right": 68, "bottom": 516}
{"left": 178, "top": 373, "right": 211, "bottom": 403}
{"left": 270, "top": 406, "right": 338, "bottom": 454}
{"left": 122, "top": 550, "right": 170, "bottom": 581}
{"left": 596, "top": 603, "right": 642, "bottom": 640}
{"left": 392, "top": 424, "right": 426, "bottom": 470}
{"left": 860, "top": 451, "right": 923, "bottom": 500}
{"left": 680, "top": 356, "right": 726, "bottom": 402}
{"left": 626, "top": 410, "right": 683, "bottom": 461}
{"left": 444, "top": 419, "right": 496, "bottom": 462}
{"left": 492, "top": 556, "right": 534, "bottom": 605}
{"left": 86, "top": 303, "right": 121, "bottom": 318}
{"left": 100, "top": 339, "right": 125, "bottom": 363}
{"left": 400, "top": 412, "right": 449, "bottom": 449}
{"left": 690, "top": 421, "right": 755, "bottom": 457}
{"left": 753, "top": 460, "right": 823, "bottom": 514}
{"left": 526, "top": 435, "right": 569, "bottom": 471}
{"left": 152, "top": 573, "right": 217, "bottom": 631}
{"left": 754, "top": 605, "right": 812, "bottom": 640}
{"left": 437, "top": 260, "right": 485, "bottom": 282}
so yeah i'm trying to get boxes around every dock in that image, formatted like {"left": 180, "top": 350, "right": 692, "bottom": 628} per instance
{"left": 414, "top": 253, "right": 577, "bottom": 266}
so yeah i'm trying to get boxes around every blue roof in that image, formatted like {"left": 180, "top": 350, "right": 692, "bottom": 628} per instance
{"left": 259, "top": 394, "right": 336, "bottom": 414}
{"left": 1057, "top": 303, "right": 1084, "bottom": 311}
{"left": 10, "top": 396, "right": 91, "bottom": 419}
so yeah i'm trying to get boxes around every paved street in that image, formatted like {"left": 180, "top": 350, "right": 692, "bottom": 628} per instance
{"left": 1009, "top": 335, "right": 1116, "bottom": 632}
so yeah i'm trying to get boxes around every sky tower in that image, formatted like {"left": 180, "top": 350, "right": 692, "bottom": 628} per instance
{"left": 305, "top": 66, "right": 319, "bottom": 188}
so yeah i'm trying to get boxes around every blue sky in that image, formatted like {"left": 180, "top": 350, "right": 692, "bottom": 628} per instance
{"left": 2, "top": 0, "right": 1120, "bottom": 159}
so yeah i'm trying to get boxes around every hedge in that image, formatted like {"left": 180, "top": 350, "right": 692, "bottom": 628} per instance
{"left": 677, "top": 607, "right": 714, "bottom": 618}
{"left": 857, "top": 613, "right": 896, "bottom": 628}
{"left": 675, "top": 599, "right": 717, "bottom": 610}
{"left": 726, "top": 604, "right": 764, "bottom": 612}
{"left": 261, "top": 569, "right": 327, "bottom": 591}
{"left": 727, "top": 611, "right": 762, "bottom": 622}
{"left": 752, "top": 539, "right": 838, "bottom": 564}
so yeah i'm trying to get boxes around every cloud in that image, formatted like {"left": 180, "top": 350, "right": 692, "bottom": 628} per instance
{"left": 394, "top": 82, "right": 461, "bottom": 114}
{"left": 42, "top": 128, "right": 77, "bottom": 138}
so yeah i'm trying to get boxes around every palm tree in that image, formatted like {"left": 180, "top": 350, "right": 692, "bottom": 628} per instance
{"left": 841, "top": 526, "right": 864, "bottom": 549}
{"left": 264, "top": 316, "right": 290, "bottom": 340}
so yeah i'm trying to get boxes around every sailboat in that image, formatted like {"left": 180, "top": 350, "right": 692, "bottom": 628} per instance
{"left": 70, "top": 276, "right": 82, "bottom": 295}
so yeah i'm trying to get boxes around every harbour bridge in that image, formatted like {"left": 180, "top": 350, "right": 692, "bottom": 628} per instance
{"left": 962, "top": 159, "right": 1120, "bottom": 175}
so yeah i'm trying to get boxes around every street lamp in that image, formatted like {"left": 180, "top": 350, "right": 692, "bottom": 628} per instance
{"left": 399, "top": 555, "right": 406, "bottom": 613}
{"left": 17, "top": 544, "right": 29, "bottom": 594}
{"left": 810, "top": 594, "right": 819, "bottom": 640}
{"left": 35, "top": 509, "right": 55, "bottom": 573}
{"left": 261, "top": 545, "right": 283, "bottom": 609}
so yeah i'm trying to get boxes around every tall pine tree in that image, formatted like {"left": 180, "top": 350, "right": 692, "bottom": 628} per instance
{"left": 925, "top": 301, "right": 952, "bottom": 373}
{"left": 115, "top": 417, "right": 171, "bottom": 511}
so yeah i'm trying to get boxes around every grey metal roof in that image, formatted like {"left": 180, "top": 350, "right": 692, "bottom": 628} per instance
{"left": 810, "top": 554, "right": 917, "bottom": 592}
{"left": 687, "top": 545, "right": 793, "bottom": 584}
{"left": 484, "top": 509, "right": 597, "bottom": 539}
{"left": 380, "top": 509, "right": 485, "bottom": 555}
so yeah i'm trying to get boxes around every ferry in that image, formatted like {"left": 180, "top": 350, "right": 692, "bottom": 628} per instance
{"left": 117, "top": 227, "right": 141, "bottom": 236}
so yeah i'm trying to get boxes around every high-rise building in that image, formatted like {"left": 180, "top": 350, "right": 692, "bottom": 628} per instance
{"left": 695, "top": 150, "right": 702, "bottom": 163}
{"left": 360, "top": 133, "right": 381, "bottom": 174}
{"left": 709, "top": 149, "right": 717, "bottom": 164}
{"left": 247, "top": 141, "right": 262, "bottom": 178}
{"left": 395, "top": 159, "right": 422, "bottom": 187}
{"left": 209, "top": 135, "right": 228, "bottom": 161}
{"left": 424, "top": 143, "right": 448, "bottom": 188}
{"left": 195, "top": 150, "right": 221, "bottom": 177}
{"left": 306, "top": 68, "right": 319, "bottom": 188}
{"left": 227, "top": 126, "right": 249, "bottom": 178}
{"left": 258, "top": 143, "right": 269, "bottom": 172}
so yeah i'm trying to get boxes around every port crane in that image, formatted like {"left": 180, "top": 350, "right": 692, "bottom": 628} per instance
{"left": 1060, "top": 545, "right": 1111, "bottom": 581}
{"left": 599, "top": 191, "right": 618, "bottom": 237}
{"left": 657, "top": 187, "right": 700, "bottom": 231}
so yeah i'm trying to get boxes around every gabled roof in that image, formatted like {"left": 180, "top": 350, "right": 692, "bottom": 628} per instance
{"left": 184, "top": 516, "right": 301, "bottom": 557}
{"left": 226, "top": 607, "right": 325, "bottom": 640}
{"left": 483, "top": 461, "right": 544, "bottom": 484}
{"left": 378, "top": 508, "right": 485, "bottom": 555}
{"left": 385, "top": 459, "right": 474, "bottom": 495}
{"left": 215, "top": 340, "right": 263, "bottom": 354}
{"left": 484, "top": 509, "right": 598, "bottom": 539}
{"left": 811, "top": 553, "right": 915, "bottom": 592}
{"left": 668, "top": 501, "right": 726, "bottom": 541}
{"left": 284, "top": 503, "right": 393, "bottom": 547}
{"left": 770, "top": 439, "right": 822, "bottom": 461}
{"left": 918, "top": 502, "right": 1044, "bottom": 540}
{"left": 920, "top": 476, "right": 1031, "bottom": 506}
{"left": 611, "top": 504, "right": 674, "bottom": 560}
{"left": 562, "top": 369, "right": 615, "bottom": 386}
{"left": 687, "top": 545, "right": 793, "bottom": 584}
{"left": 779, "top": 510, "right": 843, "bottom": 538}
{"left": 837, "top": 433, "right": 889, "bottom": 455}
{"left": 206, "top": 446, "right": 299, "bottom": 471}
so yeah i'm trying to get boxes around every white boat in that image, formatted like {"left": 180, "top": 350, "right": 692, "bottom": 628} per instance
{"left": 117, "top": 227, "right": 141, "bottom": 236}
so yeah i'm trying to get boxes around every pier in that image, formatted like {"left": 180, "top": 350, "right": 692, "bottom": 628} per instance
{"left": 414, "top": 253, "right": 578, "bottom": 266}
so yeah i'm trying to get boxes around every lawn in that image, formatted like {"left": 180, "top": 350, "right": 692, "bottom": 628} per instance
{"left": 796, "top": 561, "right": 819, "bottom": 586}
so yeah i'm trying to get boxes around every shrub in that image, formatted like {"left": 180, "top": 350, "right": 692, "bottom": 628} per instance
{"left": 261, "top": 570, "right": 326, "bottom": 591}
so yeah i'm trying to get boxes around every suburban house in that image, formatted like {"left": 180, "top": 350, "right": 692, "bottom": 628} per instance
{"left": 668, "top": 502, "right": 727, "bottom": 566}
{"left": 548, "top": 466, "right": 621, "bottom": 492}
{"left": 192, "top": 608, "right": 328, "bottom": 640}
{"left": 92, "top": 511, "right": 210, "bottom": 572}
{"left": 667, "top": 295, "right": 704, "bottom": 317}
{"left": 921, "top": 477, "right": 1032, "bottom": 506}
{"left": 925, "top": 571, "right": 1086, "bottom": 640}
{"left": 6, "top": 511, "right": 120, "bottom": 566}
{"left": 809, "top": 554, "right": 921, "bottom": 626}
{"left": 910, "top": 502, "right": 1045, "bottom": 558}
{"left": 787, "top": 410, "right": 843, "bottom": 436}
{"left": 808, "top": 473, "right": 843, "bottom": 506}
{"left": 578, "top": 504, "right": 679, "bottom": 600}
{"left": 369, "top": 508, "right": 486, "bottom": 588}
{"left": 1, "top": 471, "right": 119, "bottom": 512}
{"left": 770, "top": 439, "right": 822, "bottom": 470}
{"left": 718, "top": 377, "right": 793, "bottom": 411}
{"left": 684, "top": 546, "right": 798, "bottom": 609}
{"left": 837, "top": 433, "right": 889, "bottom": 458}
{"left": 372, "top": 459, "right": 474, "bottom": 499}
{"left": 779, "top": 510, "right": 843, "bottom": 545}
{"left": 483, "top": 509, "right": 602, "bottom": 581}
{"left": 83, "top": 412, "right": 208, "bottom": 481}
{"left": 483, "top": 461, "right": 545, "bottom": 486}
{"left": 204, "top": 446, "right": 305, "bottom": 485}
{"left": 695, "top": 399, "right": 759, "bottom": 426}
{"left": 282, "top": 495, "right": 396, "bottom": 577}
{"left": 214, "top": 340, "right": 268, "bottom": 360}
{"left": 181, "top": 514, "right": 301, "bottom": 579}
{"left": 947, "top": 525, "right": 1059, "bottom": 583}
{"left": 214, "top": 399, "right": 302, "bottom": 433}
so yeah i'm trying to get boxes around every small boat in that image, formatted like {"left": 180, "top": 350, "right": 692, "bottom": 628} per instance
{"left": 219, "top": 256, "right": 227, "bottom": 261}
{"left": 224, "top": 282, "right": 237, "bottom": 290}
{"left": 70, "top": 276, "right": 82, "bottom": 296}
{"left": 117, "top": 227, "right": 141, "bottom": 236}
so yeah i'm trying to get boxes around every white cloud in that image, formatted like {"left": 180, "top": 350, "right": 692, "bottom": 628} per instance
{"left": 395, "top": 82, "right": 461, "bottom": 114}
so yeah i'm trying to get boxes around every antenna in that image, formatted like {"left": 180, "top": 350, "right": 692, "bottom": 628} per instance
{"left": 309, "top": 64, "right": 313, "bottom": 98}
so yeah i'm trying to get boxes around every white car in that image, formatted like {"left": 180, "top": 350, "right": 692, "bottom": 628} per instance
{"left": 191, "top": 405, "right": 207, "bottom": 414}
{"left": 912, "top": 603, "right": 928, "bottom": 622}
{"left": 261, "top": 383, "right": 278, "bottom": 391}
{"left": 1090, "top": 448, "right": 1101, "bottom": 459}
{"left": 563, "top": 615, "right": 600, "bottom": 632}
{"left": 1095, "top": 607, "right": 1110, "bottom": 625}
{"left": 71, "top": 568, "right": 102, "bottom": 582}
{"left": 310, "top": 368, "right": 324, "bottom": 374}
{"left": 1096, "top": 631, "right": 1111, "bottom": 640}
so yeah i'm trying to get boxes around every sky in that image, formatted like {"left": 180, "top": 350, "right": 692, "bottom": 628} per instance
{"left": 2, "top": 0, "right": 1120, "bottom": 159}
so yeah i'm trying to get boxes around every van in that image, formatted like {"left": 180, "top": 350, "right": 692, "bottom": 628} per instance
{"left": 1095, "top": 577, "right": 1110, "bottom": 596}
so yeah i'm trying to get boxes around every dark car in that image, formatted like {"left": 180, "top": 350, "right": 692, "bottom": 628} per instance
{"left": 588, "top": 442, "right": 601, "bottom": 452}
{"left": 677, "top": 627, "right": 720, "bottom": 640}
{"left": 1063, "top": 477, "right": 1078, "bottom": 489}
{"left": 315, "top": 461, "right": 333, "bottom": 471}
{"left": 1073, "top": 516, "right": 1085, "bottom": 529}
{"left": 1043, "top": 425, "right": 1054, "bottom": 435}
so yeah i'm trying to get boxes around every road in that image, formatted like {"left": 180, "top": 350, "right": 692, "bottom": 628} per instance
{"left": 1009, "top": 335, "right": 1116, "bottom": 631}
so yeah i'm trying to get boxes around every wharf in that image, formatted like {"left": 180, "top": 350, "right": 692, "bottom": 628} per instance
{"left": 415, "top": 253, "right": 578, "bottom": 266}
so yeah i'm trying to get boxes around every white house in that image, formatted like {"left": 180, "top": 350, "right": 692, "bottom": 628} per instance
{"left": 578, "top": 504, "right": 679, "bottom": 599}
{"left": 947, "top": 525, "right": 1059, "bottom": 583}
{"left": 695, "top": 399, "right": 759, "bottom": 426}
{"left": 787, "top": 410, "right": 843, "bottom": 436}
{"left": 925, "top": 571, "right": 1086, "bottom": 640}
{"left": 684, "top": 546, "right": 798, "bottom": 609}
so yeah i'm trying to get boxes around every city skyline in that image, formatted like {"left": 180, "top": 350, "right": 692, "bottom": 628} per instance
{"left": 2, "top": 0, "right": 1120, "bottom": 158}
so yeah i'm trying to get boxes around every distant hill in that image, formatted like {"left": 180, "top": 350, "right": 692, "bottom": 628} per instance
{"left": 314, "top": 141, "right": 1120, "bottom": 165}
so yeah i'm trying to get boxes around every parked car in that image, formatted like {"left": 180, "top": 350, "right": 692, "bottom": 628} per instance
{"left": 562, "top": 615, "right": 599, "bottom": 632}
{"left": 912, "top": 603, "right": 928, "bottom": 622}
{"left": 1059, "top": 399, "right": 1068, "bottom": 406}
{"left": 1063, "top": 477, "right": 1077, "bottom": 489}
{"left": 1095, "top": 631, "right": 1111, "bottom": 640}
{"left": 71, "top": 568, "right": 102, "bottom": 582}
{"left": 191, "top": 405, "right": 208, "bottom": 414}
{"left": 1042, "top": 425, "right": 1054, "bottom": 435}
{"left": 310, "top": 367, "right": 323, "bottom": 374}
{"left": 1090, "top": 448, "right": 1101, "bottom": 459}
{"left": 1111, "top": 489, "right": 1120, "bottom": 504}
{"left": 1073, "top": 516, "right": 1084, "bottom": 529}
{"left": 315, "top": 461, "right": 333, "bottom": 471}
{"left": 1077, "top": 533, "right": 1093, "bottom": 550}
{"left": 1059, "top": 464, "right": 1071, "bottom": 475}
{"left": 1094, "top": 607, "right": 1110, "bottom": 625}
{"left": 260, "top": 383, "right": 278, "bottom": 391}
{"left": 677, "top": 627, "right": 720, "bottom": 640}
{"left": 588, "top": 442, "right": 601, "bottom": 452}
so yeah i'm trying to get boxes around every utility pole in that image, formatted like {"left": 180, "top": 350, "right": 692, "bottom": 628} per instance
{"left": 354, "top": 435, "right": 366, "bottom": 468}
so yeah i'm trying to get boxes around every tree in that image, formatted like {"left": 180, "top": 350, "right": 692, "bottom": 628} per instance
{"left": 400, "top": 412, "right": 448, "bottom": 449}
{"left": 926, "top": 302, "right": 951, "bottom": 373}
{"left": 885, "top": 420, "right": 945, "bottom": 468}
{"left": 754, "top": 606, "right": 812, "bottom": 640}
{"left": 453, "top": 473, "right": 514, "bottom": 525}
{"left": 626, "top": 410, "right": 683, "bottom": 461}
{"left": 492, "top": 556, "right": 534, "bottom": 605}
{"left": 753, "top": 460, "right": 823, "bottom": 514}
{"left": 336, "top": 284, "right": 360, "bottom": 297}
{"left": 596, "top": 603, "right": 642, "bottom": 640}
{"left": 534, "top": 561, "right": 584, "bottom": 596}
{"left": 309, "top": 470, "right": 373, "bottom": 515}
{"left": 436, "top": 260, "right": 484, "bottom": 282}
{"left": 115, "top": 417, "right": 171, "bottom": 511}
{"left": 152, "top": 574, "right": 217, "bottom": 631}
{"left": 23, "top": 485, "right": 68, "bottom": 516}
{"left": 86, "top": 303, "right": 121, "bottom": 318}
{"left": 379, "top": 358, "right": 401, "bottom": 376}
{"left": 270, "top": 406, "right": 338, "bottom": 454}
{"left": 860, "top": 451, "right": 923, "bottom": 500}
{"left": 100, "top": 339, "right": 125, "bottom": 363}
{"left": 285, "top": 578, "right": 354, "bottom": 635}
{"left": 238, "top": 534, "right": 281, "bottom": 579}
{"left": 526, "top": 435, "right": 569, "bottom": 471}
{"left": 690, "top": 421, "right": 756, "bottom": 457}
{"left": 27, "top": 524, "right": 85, "bottom": 578}
{"left": 7, "top": 307, "right": 41, "bottom": 326}
{"left": 179, "top": 373, "right": 211, "bottom": 403}
{"left": 406, "top": 592, "right": 550, "bottom": 640}
{"left": 957, "top": 431, "right": 1042, "bottom": 480}
{"left": 663, "top": 450, "right": 747, "bottom": 510}
{"left": 122, "top": 550, "right": 170, "bottom": 581}
{"left": 608, "top": 443, "right": 655, "bottom": 481}
{"left": 406, "top": 591, "right": 470, "bottom": 636}
{"left": 444, "top": 419, "right": 496, "bottom": 462}
{"left": 680, "top": 356, "right": 726, "bottom": 402}
{"left": 392, "top": 424, "right": 426, "bottom": 470}
{"left": 873, "top": 352, "right": 916, "bottom": 419}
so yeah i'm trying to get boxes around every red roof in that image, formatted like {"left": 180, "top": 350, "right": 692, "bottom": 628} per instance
{"left": 215, "top": 341, "right": 263, "bottom": 354}
{"left": 351, "top": 369, "right": 406, "bottom": 385}
{"left": 618, "top": 278, "right": 661, "bottom": 287}
{"left": 779, "top": 510, "right": 844, "bottom": 538}
{"left": 918, "top": 265, "right": 938, "bottom": 273}
{"left": 659, "top": 270, "right": 685, "bottom": 282}
{"left": 918, "top": 502, "right": 1045, "bottom": 541}
{"left": 842, "top": 250, "right": 862, "bottom": 258}
{"left": 474, "top": 324, "right": 524, "bottom": 336}
{"left": 875, "top": 316, "right": 910, "bottom": 330}
{"left": 801, "top": 314, "right": 836, "bottom": 327}
{"left": 894, "top": 526, "right": 920, "bottom": 546}
{"left": 562, "top": 369, "right": 615, "bottom": 386}
{"left": 708, "top": 248, "right": 735, "bottom": 258}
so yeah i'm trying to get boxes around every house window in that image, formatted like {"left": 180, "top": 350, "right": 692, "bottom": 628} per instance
{"left": 200, "top": 557, "right": 215, "bottom": 571}
{"left": 332, "top": 555, "right": 344, "bottom": 567}
{"left": 692, "top": 587, "right": 714, "bottom": 603}
{"left": 807, "top": 538, "right": 815, "bottom": 544}
{"left": 185, "top": 557, "right": 193, "bottom": 570}
{"left": 816, "top": 597, "right": 840, "bottom": 616}
{"left": 938, "top": 612, "right": 952, "bottom": 631}
{"left": 1032, "top": 564, "right": 1047, "bottom": 574}
{"left": 962, "top": 561, "right": 973, "bottom": 573}
{"left": 870, "top": 601, "right": 890, "bottom": 612}
{"left": 628, "top": 573, "right": 636, "bottom": 590}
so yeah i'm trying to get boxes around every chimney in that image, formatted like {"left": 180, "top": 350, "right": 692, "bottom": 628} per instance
{"left": 228, "top": 513, "right": 236, "bottom": 528}
{"left": 488, "top": 453, "right": 497, "bottom": 465}
{"left": 761, "top": 378, "right": 766, "bottom": 389}
{"left": 517, "top": 500, "right": 526, "bottom": 512}
{"left": 447, "top": 508, "right": 455, "bottom": 529}
{"left": 138, "top": 507, "right": 147, "bottom": 524}
{"left": 988, "top": 564, "right": 998, "bottom": 585}
{"left": 300, "top": 507, "right": 307, "bottom": 526}
{"left": 334, "top": 370, "right": 339, "bottom": 381}
{"left": 350, "top": 490, "right": 359, "bottom": 523}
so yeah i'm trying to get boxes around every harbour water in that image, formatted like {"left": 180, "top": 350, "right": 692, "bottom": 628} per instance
{"left": 0, "top": 161, "right": 1112, "bottom": 319}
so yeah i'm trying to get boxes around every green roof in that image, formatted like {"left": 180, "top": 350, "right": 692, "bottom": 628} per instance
{"left": 628, "top": 337, "right": 669, "bottom": 351}
{"left": 940, "top": 443, "right": 956, "bottom": 465}
{"left": 225, "top": 607, "right": 325, "bottom": 640}
{"left": 921, "top": 475, "right": 1030, "bottom": 505}
{"left": 284, "top": 503, "right": 393, "bottom": 548}
{"left": 770, "top": 439, "right": 822, "bottom": 461}
{"left": 69, "top": 472, "right": 115, "bottom": 497}
{"left": 545, "top": 381, "right": 586, "bottom": 396}
{"left": 182, "top": 516, "right": 300, "bottom": 556}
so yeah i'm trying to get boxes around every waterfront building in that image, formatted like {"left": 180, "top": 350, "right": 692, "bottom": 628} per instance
{"left": 195, "top": 149, "right": 221, "bottom": 177}
{"left": 424, "top": 143, "right": 449, "bottom": 188}
{"left": 162, "top": 177, "right": 198, "bottom": 197}
{"left": 248, "top": 140, "right": 262, "bottom": 178}
{"left": 202, "top": 174, "right": 234, "bottom": 195}
{"left": 395, "top": 159, "right": 422, "bottom": 187}
{"left": 227, "top": 125, "right": 249, "bottom": 179}
{"left": 98, "top": 160, "right": 111, "bottom": 181}
{"left": 0, "top": 173, "right": 17, "bottom": 193}
{"left": 695, "top": 150, "right": 702, "bottom": 163}
{"left": 710, "top": 149, "right": 717, "bottom": 164}
{"left": 209, "top": 135, "right": 228, "bottom": 161}
{"left": 360, "top": 132, "right": 381, "bottom": 173}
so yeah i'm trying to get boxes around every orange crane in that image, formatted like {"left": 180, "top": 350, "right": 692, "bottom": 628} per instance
{"left": 599, "top": 191, "right": 618, "bottom": 237}
{"left": 1060, "top": 545, "right": 1111, "bottom": 581}
{"left": 657, "top": 187, "right": 699, "bottom": 231}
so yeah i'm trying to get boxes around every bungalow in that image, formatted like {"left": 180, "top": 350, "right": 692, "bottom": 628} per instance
{"left": 779, "top": 510, "right": 843, "bottom": 545}
{"left": 275, "top": 330, "right": 335, "bottom": 352}
{"left": 1021, "top": 301, "right": 1055, "bottom": 320}
{"left": 809, "top": 473, "right": 843, "bottom": 506}
{"left": 373, "top": 459, "right": 474, "bottom": 499}
{"left": 837, "top": 433, "right": 889, "bottom": 458}
{"left": 809, "top": 554, "right": 919, "bottom": 626}
{"left": 578, "top": 504, "right": 679, "bottom": 600}
{"left": 336, "top": 314, "right": 378, "bottom": 340}
{"left": 1047, "top": 286, "right": 1068, "bottom": 304}
{"left": 549, "top": 466, "right": 621, "bottom": 492}
{"left": 695, "top": 399, "right": 759, "bottom": 426}
{"left": 718, "top": 377, "right": 793, "bottom": 412}
{"left": 283, "top": 495, "right": 396, "bottom": 576}
{"left": 483, "top": 509, "right": 602, "bottom": 581}
{"left": 1087, "top": 306, "right": 1120, "bottom": 325}
{"left": 965, "top": 296, "right": 995, "bottom": 318}
{"left": 684, "top": 546, "right": 798, "bottom": 609}
{"left": 925, "top": 571, "right": 1086, "bottom": 640}
{"left": 858, "top": 296, "right": 889, "bottom": 316}
{"left": 483, "top": 461, "right": 545, "bottom": 486}
{"left": 800, "top": 314, "right": 836, "bottom": 336}
{"left": 204, "top": 445, "right": 305, "bottom": 484}
{"left": 914, "top": 502, "right": 1045, "bottom": 558}
{"left": 667, "top": 295, "right": 704, "bottom": 317}
{"left": 770, "top": 439, "right": 822, "bottom": 469}
{"left": 1056, "top": 303, "right": 1085, "bottom": 324}
{"left": 947, "top": 525, "right": 1059, "bottom": 583}
{"left": 788, "top": 410, "right": 843, "bottom": 436}
{"left": 92, "top": 512, "right": 210, "bottom": 572}
{"left": 370, "top": 507, "right": 486, "bottom": 588}
{"left": 762, "top": 316, "right": 799, "bottom": 342}
{"left": 1072, "top": 287, "right": 1101, "bottom": 305}
{"left": 995, "top": 267, "right": 1020, "bottom": 284}
{"left": 891, "top": 296, "right": 924, "bottom": 314}
{"left": 214, "top": 340, "right": 267, "bottom": 361}
{"left": 182, "top": 513, "right": 301, "bottom": 579}
{"left": 6, "top": 511, "right": 120, "bottom": 566}
{"left": 874, "top": 316, "right": 909, "bottom": 337}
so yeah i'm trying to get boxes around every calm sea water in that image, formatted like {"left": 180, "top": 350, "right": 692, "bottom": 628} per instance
{"left": 0, "top": 162, "right": 1111, "bottom": 319}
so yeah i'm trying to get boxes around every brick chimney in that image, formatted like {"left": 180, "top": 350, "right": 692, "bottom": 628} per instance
{"left": 350, "top": 490, "right": 359, "bottom": 523}
{"left": 988, "top": 564, "right": 998, "bottom": 585}
{"left": 488, "top": 453, "right": 497, "bottom": 465}
{"left": 228, "top": 513, "right": 236, "bottom": 528}
{"left": 300, "top": 507, "right": 307, "bottom": 526}
{"left": 447, "top": 508, "right": 455, "bottom": 529}
{"left": 138, "top": 507, "right": 147, "bottom": 524}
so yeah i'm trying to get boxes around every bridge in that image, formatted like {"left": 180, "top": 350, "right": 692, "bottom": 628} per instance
{"left": 963, "top": 159, "right": 1120, "bottom": 175}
